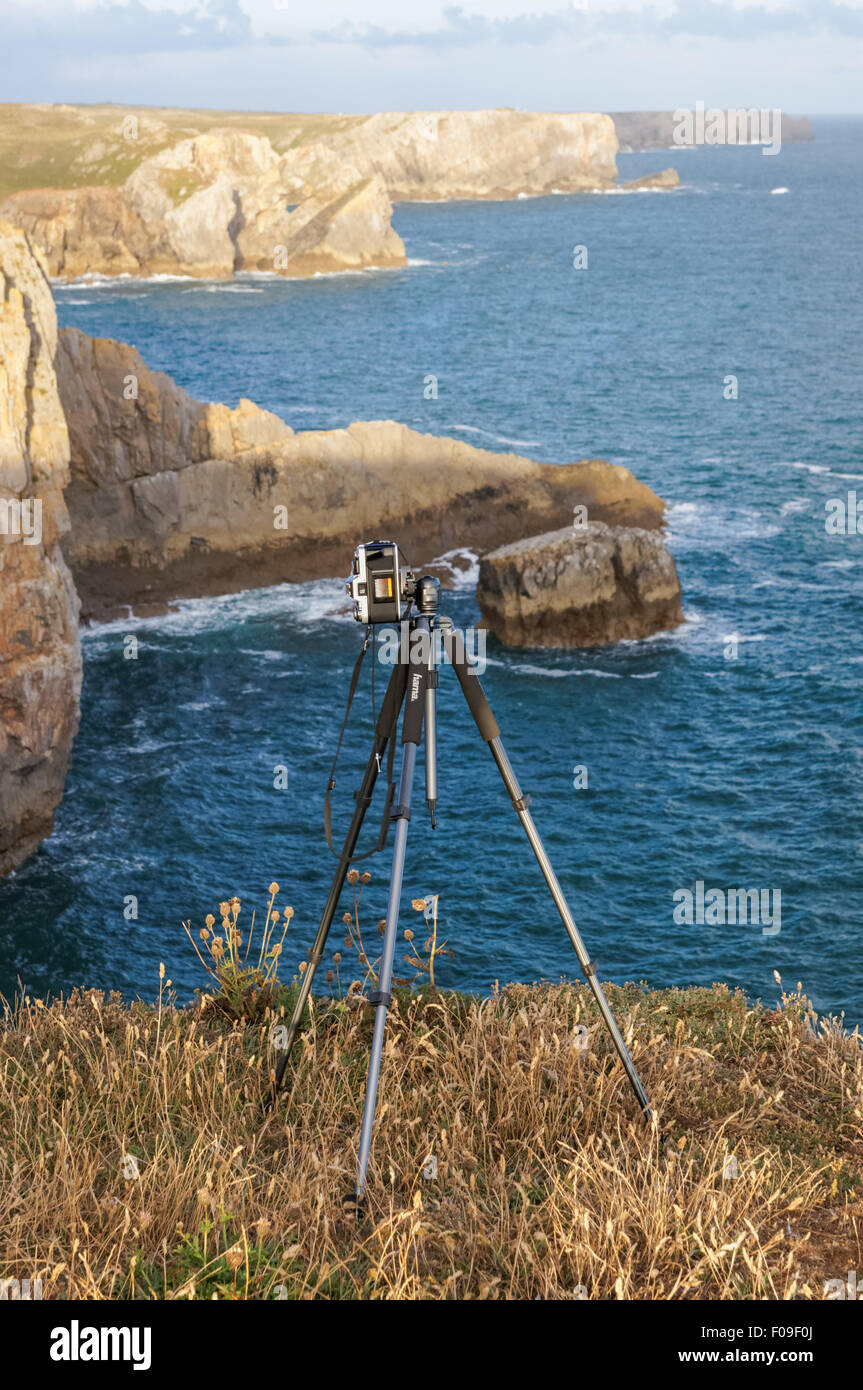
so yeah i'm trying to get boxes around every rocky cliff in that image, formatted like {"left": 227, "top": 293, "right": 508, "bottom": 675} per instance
{"left": 54, "top": 329, "right": 665, "bottom": 622}
{"left": 278, "top": 110, "right": 619, "bottom": 202}
{"left": 0, "top": 221, "right": 82, "bottom": 876}
{"left": 477, "top": 524, "right": 683, "bottom": 648}
{"left": 1, "top": 130, "right": 405, "bottom": 281}
{"left": 0, "top": 105, "right": 630, "bottom": 281}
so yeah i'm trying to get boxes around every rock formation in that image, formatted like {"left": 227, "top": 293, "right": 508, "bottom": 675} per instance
{"left": 0, "top": 220, "right": 82, "bottom": 876}
{"left": 54, "top": 329, "right": 666, "bottom": 622}
{"left": 278, "top": 110, "right": 619, "bottom": 201}
{"left": 0, "top": 105, "right": 680, "bottom": 281}
{"left": 477, "top": 524, "right": 683, "bottom": 648}
{"left": 621, "top": 168, "right": 680, "bottom": 192}
{"left": 1, "top": 130, "right": 405, "bottom": 281}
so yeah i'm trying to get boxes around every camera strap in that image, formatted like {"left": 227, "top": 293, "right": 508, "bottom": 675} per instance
{"left": 324, "top": 633, "right": 398, "bottom": 862}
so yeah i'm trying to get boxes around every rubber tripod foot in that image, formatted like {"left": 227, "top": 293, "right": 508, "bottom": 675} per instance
{"left": 343, "top": 1192, "right": 364, "bottom": 1216}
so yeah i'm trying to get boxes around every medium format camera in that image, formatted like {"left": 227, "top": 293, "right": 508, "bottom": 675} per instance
{"left": 346, "top": 541, "right": 415, "bottom": 624}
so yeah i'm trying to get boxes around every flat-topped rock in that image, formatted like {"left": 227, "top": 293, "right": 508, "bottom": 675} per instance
{"left": 477, "top": 523, "right": 683, "bottom": 648}
{"left": 621, "top": 168, "right": 680, "bottom": 192}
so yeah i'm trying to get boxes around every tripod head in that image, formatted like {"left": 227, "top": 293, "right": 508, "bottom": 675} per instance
{"left": 413, "top": 574, "right": 441, "bottom": 617}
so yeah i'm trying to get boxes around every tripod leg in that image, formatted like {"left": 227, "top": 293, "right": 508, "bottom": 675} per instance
{"left": 444, "top": 631, "right": 652, "bottom": 1121}
{"left": 354, "top": 623, "right": 429, "bottom": 1202}
{"left": 267, "top": 660, "right": 407, "bottom": 1107}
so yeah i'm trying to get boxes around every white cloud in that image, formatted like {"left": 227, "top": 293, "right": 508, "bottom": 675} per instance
{"left": 2, "top": 0, "right": 862, "bottom": 110}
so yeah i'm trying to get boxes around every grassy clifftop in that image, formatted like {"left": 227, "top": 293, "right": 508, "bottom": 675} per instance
{"left": 0, "top": 103, "right": 363, "bottom": 200}
{"left": 1, "top": 976, "right": 860, "bottom": 1299}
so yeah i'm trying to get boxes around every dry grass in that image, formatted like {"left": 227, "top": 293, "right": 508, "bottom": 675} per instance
{"left": 0, "top": 973, "right": 860, "bottom": 1300}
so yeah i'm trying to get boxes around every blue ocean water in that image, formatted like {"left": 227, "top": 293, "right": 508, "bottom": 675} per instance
{"left": 2, "top": 118, "right": 862, "bottom": 1021}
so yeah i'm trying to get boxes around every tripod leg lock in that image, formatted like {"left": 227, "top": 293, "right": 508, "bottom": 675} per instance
{"left": 582, "top": 959, "right": 597, "bottom": 978}
{"left": 390, "top": 803, "right": 411, "bottom": 822}
{"left": 511, "top": 795, "right": 529, "bottom": 812}
{"left": 306, "top": 948, "right": 325, "bottom": 965}
{"left": 367, "top": 990, "right": 392, "bottom": 1009}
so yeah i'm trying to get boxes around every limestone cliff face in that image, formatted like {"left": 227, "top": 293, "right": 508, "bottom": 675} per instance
{"left": 1, "top": 130, "right": 405, "bottom": 281}
{"left": 0, "top": 109, "right": 623, "bottom": 280}
{"left": 477, "top": 524, "right": 683, "bottom": 648}
{"left": 54, "top": 329, "right": 665, "bottom": 621}
{"left": 279, "top": 110, "right": 619, "bottom": 201}
{"left": 0, "top": 221, "right": 82, "bottom": 876}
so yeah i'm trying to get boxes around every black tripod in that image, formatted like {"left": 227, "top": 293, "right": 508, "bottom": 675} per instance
{"left": 268, "top": 576, "right": 652, "bottom": 1204}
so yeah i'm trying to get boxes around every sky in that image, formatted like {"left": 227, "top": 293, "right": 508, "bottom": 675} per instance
{"left": 1, "top": 0, "right": 862, "bottom": 113}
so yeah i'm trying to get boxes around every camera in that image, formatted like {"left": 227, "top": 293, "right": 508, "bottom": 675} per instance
{"left": 346, "top": 541, "right": 415, "bottom": 624}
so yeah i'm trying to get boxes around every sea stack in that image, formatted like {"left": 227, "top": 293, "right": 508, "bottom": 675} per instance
{"left": 477, "top": 523, "right": 683, "bottom": 648}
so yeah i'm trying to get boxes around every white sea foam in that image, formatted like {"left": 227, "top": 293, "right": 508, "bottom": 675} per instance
{"left": 54, "top": 271, "right": 197, "bottom": 288}
{"left": 788, "top": 461, "right": 863, "bottom": 481}
{"left": 449, "top": 423, "right": 542, "bottom": 450}
{"left": 181, "top": 284, "right": 264, "bottom": 295}
{"left": 771, "top": 187, "right": 790, "bottom": 195}
{"left": 666, "top": 497, "right": 780, "bottom": 546}
{"left": 81, "top": 577, "right": 350, "bottom": 642}
{"left": 429, "top": 547, "right": 481, "bottom": 589}
{"left": 589, "top": 185, "right": 676, "bottom": 195}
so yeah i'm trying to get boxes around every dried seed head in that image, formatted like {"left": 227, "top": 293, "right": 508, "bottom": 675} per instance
{"left": 333, "top": 953, "right": 342, "bottom": 964}
{"left": 205, "top": 914, "right": 215, "bottom": 927}
{"left": 343, "top": 913, "right": 352, "bottom": 925}
{"left": 268, "top": 882, "right": 279, "bottom": 896}
{"left": 361, "top": 872, "right": 372, "bottom": 884}
{"left": 347, "top": 869, "right": 360, "bottom": 884}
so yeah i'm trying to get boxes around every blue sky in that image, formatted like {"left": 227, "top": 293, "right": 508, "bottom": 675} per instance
{"left": 2, "top": 0, "right": 862, "bottom": 112}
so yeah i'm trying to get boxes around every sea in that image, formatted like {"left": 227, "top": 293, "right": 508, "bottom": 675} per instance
{"left": 2, "top": 117, "right": 861, "bottom": 1024}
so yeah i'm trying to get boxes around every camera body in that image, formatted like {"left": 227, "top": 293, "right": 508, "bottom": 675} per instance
{"left": 346, "top": 541, "right": 415, "bottom": 624}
